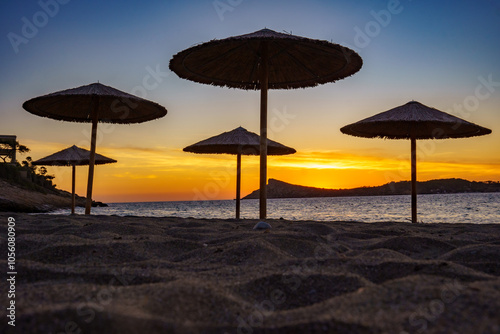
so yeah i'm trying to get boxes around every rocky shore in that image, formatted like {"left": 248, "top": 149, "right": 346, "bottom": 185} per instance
{"left": 0, "top": 179, "right": 86, "bottom": 212}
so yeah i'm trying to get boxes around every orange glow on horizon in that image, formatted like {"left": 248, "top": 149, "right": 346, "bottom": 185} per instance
{"left": 23, "top": 141, "right": 500, "bottom": 203}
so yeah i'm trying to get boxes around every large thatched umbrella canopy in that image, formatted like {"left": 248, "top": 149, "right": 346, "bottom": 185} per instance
{"left": 32, "top": 145, "right": 117, "bottom": 214}
{"left": 170, "top": 28, "right": 362, "bottom": 219}
{"left": 23, "top": 83, "right": 167, "bottom": 123}
{"left": 184, "top": 126, "right": 296, "bottom": 219}
{"left": 340, "top": 101, "right": 492, "bottom": 223}
{"left": 184, "top": 126, "right": 296, "bottom": 155}
{"left": 23, "top": 83, "right": 167, "bottom": 214}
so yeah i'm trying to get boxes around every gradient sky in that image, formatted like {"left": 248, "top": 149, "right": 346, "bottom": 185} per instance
{"left": 1, "top": 0, "right": 499, "bottom": 203}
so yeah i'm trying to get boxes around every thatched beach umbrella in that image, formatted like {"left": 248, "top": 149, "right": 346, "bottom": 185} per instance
{"left": 32, "top": 145, "right": 117, "bottom": 214}
{"left": 170, "top": 28, "right": 362, "bottom": 219}
{"left": 340, "top": 101, "right": 492, "bottom": 223}
{"left": 184, "top": 126, "right": 296, "bottom": 219}
{"left": 23, "top": 82, "right": 167, "bottom": 214}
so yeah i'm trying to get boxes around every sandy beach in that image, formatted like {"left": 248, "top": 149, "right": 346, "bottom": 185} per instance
{"left": 1, "top": 213, "right": 499, "bottom": 333}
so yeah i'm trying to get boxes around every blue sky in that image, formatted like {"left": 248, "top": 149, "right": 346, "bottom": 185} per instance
{"left": 0, "top": 0, "right": 499, "bottom": 201}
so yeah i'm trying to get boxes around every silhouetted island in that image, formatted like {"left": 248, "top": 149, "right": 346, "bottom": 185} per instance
{"left": 243, "top": 178, "right": 500, "bottom": 199}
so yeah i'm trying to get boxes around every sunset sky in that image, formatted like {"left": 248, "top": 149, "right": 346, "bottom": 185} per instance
{"left": 1, "top": 0, "right": 499, "bottom": 203}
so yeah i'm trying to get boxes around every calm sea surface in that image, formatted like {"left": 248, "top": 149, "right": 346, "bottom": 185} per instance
{"left": 48, "top": 193, "right": 500, "bottom": 224}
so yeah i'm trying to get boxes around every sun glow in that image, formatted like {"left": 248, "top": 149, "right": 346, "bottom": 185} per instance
{"left": 27, "top": 143, "right": 498, "bottom": 203}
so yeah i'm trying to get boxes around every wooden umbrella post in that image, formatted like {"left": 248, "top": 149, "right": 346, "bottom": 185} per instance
{"left": 411, "top": 137, "right": 417, "bottom": 223}
{"left": 85, "top": 100, "right": 99, "bottom": 215}
{"left": 259, "top": 41, "right": 269, "bottom": 220}
{"left": 236, "top": 152, "right": 241, "bottom": 220}
{"left": 71, "top": 163, "right": 76, "bottom": 215}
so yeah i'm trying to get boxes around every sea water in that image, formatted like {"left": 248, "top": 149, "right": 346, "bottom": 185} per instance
{"left": 48, "top": 192, "right": 500, "bottom": 224}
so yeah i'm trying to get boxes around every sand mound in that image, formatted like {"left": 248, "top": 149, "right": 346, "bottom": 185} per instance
{"left": 236, "top": 273, "right": 367, "bottom": 311}
{"left": 367, "top": 236, "right": 456, "bottom": 259}
{"left": 440, "top": 244, "right": 500, "bottom": 275}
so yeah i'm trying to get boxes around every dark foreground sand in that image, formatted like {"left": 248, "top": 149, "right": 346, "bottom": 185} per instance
{"left": 1, "top": 213, "right": 499, "bottom": 334}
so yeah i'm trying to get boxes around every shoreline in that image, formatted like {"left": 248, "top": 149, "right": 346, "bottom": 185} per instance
{"left": 40, "top": 192, "right": 500, "bottom": 224}
{"left": 72, "top": 190, "right": 500, "bottom": 205}
{"left": 1, "top": 213, "right": 499, "bottom": 333}
{"left": 34, "top": 212, "right": 500, "bottom": 226}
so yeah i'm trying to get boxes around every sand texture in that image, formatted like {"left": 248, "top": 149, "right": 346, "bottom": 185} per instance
{"left": 1, "top": 213, "right": 499, "bottom": 333}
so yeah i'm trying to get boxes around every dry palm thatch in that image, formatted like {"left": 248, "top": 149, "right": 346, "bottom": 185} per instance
{"left": 184, "top": 127, "right": 296, "bottom": 219}
{"left": 170, "top": 28, "right": 362, "bottom": 90}
{"left": 32, "top": 145, "right": 116, "bottom": 214}
{"left": 183, "top": 126, "right": 296, "bottom": 155}
{"left": 340, "top": 101, "right": 492, "bottom": 139}
{"left": 23, "top": 82, "right": 167, "bottom": 214}
{"left": 170, "top": 28, "right": 362, "bottom": 219}
{"left": 32, "top": 145, "right": 117, "bottom": 166}
{"left": 22, "top": 82, "right": 167, "bottom": 124}
{"left": 340, "top": 101, "right": 492, "bottom": 223}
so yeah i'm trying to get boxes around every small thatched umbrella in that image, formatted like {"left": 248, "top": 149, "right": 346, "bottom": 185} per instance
{"left": 183, "top": 126, "right": 296, "bottom": 219}
{"left": 32, "top": 145, "right": 117, "bottom": 214}
{"left": 170, "top": 28, "right": 362, "bottom": 219}
{"left": 23, "top": 83, "right": 167, "bottom": 214}
{"left": 340, "top": 101, "right": 492, "bottom": 223}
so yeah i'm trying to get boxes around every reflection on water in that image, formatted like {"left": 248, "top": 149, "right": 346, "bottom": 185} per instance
{"left": 48, "top": 193, "right": 500, "bottom": 224}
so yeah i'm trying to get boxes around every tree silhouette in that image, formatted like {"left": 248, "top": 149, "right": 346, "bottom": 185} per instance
{"left": 0, "top": 140, "right": 30, "bottom": 163}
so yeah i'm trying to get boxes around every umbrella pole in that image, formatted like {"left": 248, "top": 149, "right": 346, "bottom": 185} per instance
{"left": 71, "top": 164, "right": 76, "bottom": 215}
{"left": 259, "top": 41, "right": 269, "bottom": 220}
{"left": 85, "top": 103, "right": 99, "bottom": 215}
{"left": 236, "top": 153, "right": 241, "bottom": 220}
{"left": 411, "top": 137, "right": 417, "bottom": 223}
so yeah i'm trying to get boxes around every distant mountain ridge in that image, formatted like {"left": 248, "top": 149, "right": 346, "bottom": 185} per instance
{"left": 242, "top": 178, "right": 500, "bottom": 199}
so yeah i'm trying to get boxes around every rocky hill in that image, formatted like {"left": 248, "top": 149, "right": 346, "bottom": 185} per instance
{"left": 243, "top": 178, "right": 500, "bottom": 199}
